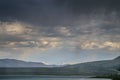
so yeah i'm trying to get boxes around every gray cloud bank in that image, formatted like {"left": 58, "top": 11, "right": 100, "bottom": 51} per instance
{"left": 0, "top": 0, "right": 120, "bottom": 53}
{"left": 0, "top": 0, "right": 120, "bottom": 26}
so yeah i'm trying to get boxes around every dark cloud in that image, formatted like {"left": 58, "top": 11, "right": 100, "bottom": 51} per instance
{"left": 0, "top": 0, "right": 120, "bottom": 64}
{"left": 0, "top": 0, "right": 120, "bottom": 26}
{"left": 0, "top": 35, "right": 28, "bottom": 42}
{"left": 0, "top": 0, "right": 120, "bottom": 52}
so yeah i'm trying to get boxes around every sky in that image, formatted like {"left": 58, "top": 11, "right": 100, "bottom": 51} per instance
{"left": 0, "top": 0, "right": 120, "bottom": 65}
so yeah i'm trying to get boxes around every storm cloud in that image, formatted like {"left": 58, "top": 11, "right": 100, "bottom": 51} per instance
{"left": 0, "top": 0, "right": 120, "bottom": 64}
{"left": 0, "top": 0, "right": 120, "bottom": 26}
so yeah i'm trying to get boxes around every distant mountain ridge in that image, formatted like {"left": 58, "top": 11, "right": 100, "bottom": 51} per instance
{"left": 0, "top": 56, "right": 120, "bottom": 76}
{"left": 114, "top": 56, "right": 120, "bottom": 61}
{"left": 67, "top": 56, "right": 120, "bottom": 69}
{"left": 0, "top": 59, "right": 56, "bottom": 67}
{"left": 60, "top": 56, "right": 120, "bottom": 75}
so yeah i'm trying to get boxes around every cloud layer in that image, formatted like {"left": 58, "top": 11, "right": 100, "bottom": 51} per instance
{"left": 0, "top": 20, "right": 120, "bottom": 52}
{"left": 0, "top": 0, "right": 120, "bottom": 64}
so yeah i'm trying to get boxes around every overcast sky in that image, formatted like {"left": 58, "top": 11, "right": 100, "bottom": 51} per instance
{"left": 0, "top": 0, "right": 120, "bottom": 65}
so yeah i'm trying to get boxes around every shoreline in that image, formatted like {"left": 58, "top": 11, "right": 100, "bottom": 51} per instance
{"left": 0, "top": 75, "right": 93, "bottom": 78}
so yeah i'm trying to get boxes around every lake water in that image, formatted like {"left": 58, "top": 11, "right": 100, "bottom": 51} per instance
{"left": 0, "top": 75, "right": 112, "bottom": 80}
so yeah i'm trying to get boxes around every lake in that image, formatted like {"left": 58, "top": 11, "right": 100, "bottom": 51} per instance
{"left": 0, "top": 75, "right": 112, "bottom": 80}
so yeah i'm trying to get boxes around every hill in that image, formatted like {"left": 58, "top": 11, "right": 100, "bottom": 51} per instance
{"left": 0, "top": 56, "right": 120, "bottom": 76}
{"left": 0, "top": 59, "right": 56, "bottom": 67}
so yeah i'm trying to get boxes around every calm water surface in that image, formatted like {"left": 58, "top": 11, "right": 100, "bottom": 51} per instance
{"left": 0, "top": 75, "right": 112, "bottom": 80}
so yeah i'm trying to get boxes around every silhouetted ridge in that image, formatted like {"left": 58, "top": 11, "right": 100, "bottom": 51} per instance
{"left": 0, "top": 59, "right": 57, "bottom": 67}
{"left": 114, "top": 56, "right": 120, "bottom": 60}
{"left": 0, "top": 57, "right": 120, "bottom": 75}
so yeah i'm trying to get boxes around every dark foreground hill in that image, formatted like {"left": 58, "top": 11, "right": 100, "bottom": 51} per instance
{"left": 0, "top": 56, "right": 120, "bottom": 76}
